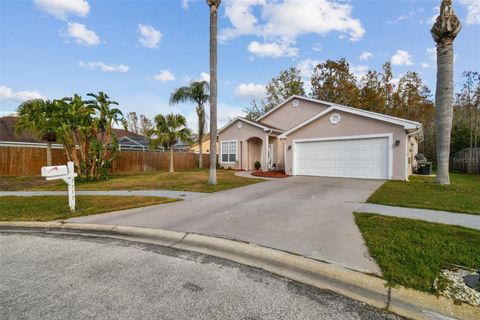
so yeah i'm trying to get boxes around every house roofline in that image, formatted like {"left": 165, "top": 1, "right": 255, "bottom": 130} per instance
{"left": 118, "top": 135, "right": 147, "bottom": 148}
{"left": 257, "top": 95, "right": 421, "bottom": 128}
{"left": 218, "top": 116, "right": 284, "bottom": 134}
{"left": 256, "top": 95, "right": 327, "bottom": 121}
{"left": 279, "top": 104, "right": 422, "bottom": 139}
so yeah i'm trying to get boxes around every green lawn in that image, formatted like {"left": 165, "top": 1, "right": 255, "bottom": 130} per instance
{"left": 0, "top": 196, "right": 177, "bottom": 221}
{"left": 355, "top": 213, "right": 480, "bottom": 293}
{"left": 0, "top": 169, "right": 263, "bottom": 193}
{"left": 367, "top": 173, "right": 480, "bottom": 215}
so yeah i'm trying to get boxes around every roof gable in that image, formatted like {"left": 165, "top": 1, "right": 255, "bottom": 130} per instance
{"left": 256, "top": 95, "right": 330, "bottom": 123}
{"left": 279, "top": 104, "right": 421, "bottom": 138}
{"left": 218, "top": 116, "right": 284, "bottom": 134}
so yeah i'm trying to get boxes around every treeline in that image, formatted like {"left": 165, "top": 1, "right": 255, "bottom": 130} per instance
{"left": 245, "top": 59, "right": 479, "bottom": 163}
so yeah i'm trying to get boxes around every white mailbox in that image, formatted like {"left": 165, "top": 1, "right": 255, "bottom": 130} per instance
{"left": 41, "top": 162, "right": 77, "bottom": 212}
{"left": 41, "top": 165, "right": 68, "bottom": 179}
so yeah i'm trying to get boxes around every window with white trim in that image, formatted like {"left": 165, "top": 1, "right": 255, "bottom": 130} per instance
{"left": 221, "top": 141, "right": 237, "bottom": 163}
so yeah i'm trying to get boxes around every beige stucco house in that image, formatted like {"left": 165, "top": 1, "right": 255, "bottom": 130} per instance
{"left": 191, "top": 135, "right": 218, "bottom": 154}
{"left": 218, "top": 95, "right": 422, "bottom": 180}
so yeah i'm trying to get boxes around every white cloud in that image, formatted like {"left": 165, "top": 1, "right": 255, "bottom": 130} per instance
{"left": 138, "top": 24, "right": 162, "bottom": 49}
{"left": 64, "top": 22, "right": 100, "bottom": 46}
{"left": 216, "top": 103, "right": 246, "bottom": 129}
{"left": 359, "top": 51, "right": 373, "bottom": 61}
{"left": 296, "top": 58, "right": 320, "bottom": 93}
{"left": 426, "top": 47, "right": 436, "bottom": 61}
{"left": 386, "top": 9, "right": 420, "bottom": 24}
{"left": 199, "top": 72, "right": 210, "bottom": 83}
{"left": 182, "top": 0, "right": 192, "bottom": 9}
{"left": 350, "top": 64, "right": 369, "bottom": 81}
{"left": 459, "top": 0, "right": 480, "bottom": 24}
{"left": 78, "top": 61, "right": 129, "bottom": 73}
{"left": 421, "top": 62, "right": 430, "bottom": 68}
{"left": 296, "top": 58, "right": 320, "bottom": 79}
{"left": 153, "top": 70, "right": 175, "bottom": 82}
{"left": 391, "top": 50, "right": 413, "bottom": 66}
{"left": 34, "top": 0, "right": 90, "bottom": 20}
{"left": 235, "top": 83, "right": 266, "bottom": 101}
{"left": 0, "top": 85, "right": 46, "bottom": 103}
{"left": 420, "top": 6, "right": 439, "bottom": 25}
{"left": 184, "top": 103, "right": 246, "bottom": 133}
{"left": 312, "top": 43, "right": 323, "bottom": 52}
{"left": 220, "top": 0, "right": 365, "bottom": 57}
{"left": 247, "top": 41, "right": 298, "bottom": 58}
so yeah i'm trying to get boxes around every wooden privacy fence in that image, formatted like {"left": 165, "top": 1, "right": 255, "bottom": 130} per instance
{"left": 451, "top": 147, "right": 480, "bottom": 174}
{"left": 0, "top": 146, "right": 210, "bottom": 176}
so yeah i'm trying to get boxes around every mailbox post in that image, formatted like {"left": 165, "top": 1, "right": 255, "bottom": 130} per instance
{"left": 41, "top": 161, "right": 78, "bottom": 212}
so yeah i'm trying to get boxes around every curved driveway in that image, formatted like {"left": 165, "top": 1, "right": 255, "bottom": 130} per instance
{"left": 68, "top": 176, "right": 384, "bottom": 274}
{"left": 1, "top": 233, "right": 400, "bottom": 320}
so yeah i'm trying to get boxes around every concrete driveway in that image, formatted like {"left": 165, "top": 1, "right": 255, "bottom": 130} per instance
{"left": 68, "top": 176, "right": 384, "bottom": 274}
{"left": 2, "top": 233, "right": 400, "bottom": 320}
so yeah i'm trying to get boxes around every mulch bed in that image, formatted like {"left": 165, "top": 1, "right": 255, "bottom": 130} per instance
{"left": 251, "top": 170, "right": 289, "bottom": 178}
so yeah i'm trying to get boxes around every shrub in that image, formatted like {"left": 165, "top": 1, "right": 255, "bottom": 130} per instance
{"left": 254, "top": 160, "right": 261, "bottom": 170}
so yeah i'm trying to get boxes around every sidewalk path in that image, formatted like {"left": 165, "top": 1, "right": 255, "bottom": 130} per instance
{"left": 0, "top": 190, "right": 207, "bottom": 201}
{"left": 358, "top": 203, "right": 480, "bottom": 231}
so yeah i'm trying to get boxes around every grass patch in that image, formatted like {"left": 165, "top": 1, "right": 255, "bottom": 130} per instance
{"left": 367, "top": 173, "right": 480, "bottom": 215}
{"left": 354, "top": 212, "right": 480, "bottom": 293}
{"left": 0, "top": 196, "right": 177, "bottom": 221}
{"left": 0, "top": 169, "right": 263, "bottom": 193}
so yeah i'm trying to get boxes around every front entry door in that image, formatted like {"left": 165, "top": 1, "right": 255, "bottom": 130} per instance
{"left": 268, "top": 144, "right": 273, "bottom": 169}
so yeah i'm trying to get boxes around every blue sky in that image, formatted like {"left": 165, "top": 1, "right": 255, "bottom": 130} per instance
{"left": 1, "top": 0, "right": 479, "bottom": 130}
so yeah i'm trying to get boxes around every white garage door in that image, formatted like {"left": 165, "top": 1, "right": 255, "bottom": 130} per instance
{"left": 294, "top": 137, "right": 390, "bottom": 179}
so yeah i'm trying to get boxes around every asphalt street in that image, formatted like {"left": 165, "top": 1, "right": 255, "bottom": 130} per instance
{"left": 0, "top": 233, "right": 402, "bottom": 320}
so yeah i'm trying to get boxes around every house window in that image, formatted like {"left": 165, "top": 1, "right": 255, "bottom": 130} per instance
{"left": 221, "top": 141, "right": 237, "bottom": 163}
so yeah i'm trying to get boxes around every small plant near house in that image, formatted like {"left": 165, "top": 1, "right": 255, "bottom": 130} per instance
{"left": 254, "top": 160, "right": 261, "bottom": 170}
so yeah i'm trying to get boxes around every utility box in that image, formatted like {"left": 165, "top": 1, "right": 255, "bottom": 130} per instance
{"left": 418, "top": 163, "right": 432, "bottom": 175}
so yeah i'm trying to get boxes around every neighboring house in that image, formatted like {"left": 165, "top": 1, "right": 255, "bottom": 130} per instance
{"left": 171, "top": 139, "right": 190, "bottom": 151}
{"left": 116, "top": 135, "right": 153, "bottom": 151}
{"left": 190, "top": 134, "right": 218, "bottom": 154}
{"left": 0, "top": 116, "right": 63, "bottom": 148}
{"left": 0, "top": 116, "right": 154, "bottom": 150}
{"left": 218, "top": 95, "right": 422, "bottom": 180}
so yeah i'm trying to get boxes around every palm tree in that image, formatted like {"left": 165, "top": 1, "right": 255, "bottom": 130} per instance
{"left": 87, "top": 92, "right": 126, "bottom": 178}
{"left": 151, "top": 114, "right": 192, "bottom": 173}
{"left": 207, "top": 0, "right": 221, "bottom": 185}
{"left": 170, "top": 81, "right": 210, "bottom": 168}
{"left": 16, "top": 99, "right": 59, "bottom": 166}
{"left": 431, "top": 0, "right": 461, "bottom": 185}
{"left": 87, "top": 92, "right": 125, "bottom": 149}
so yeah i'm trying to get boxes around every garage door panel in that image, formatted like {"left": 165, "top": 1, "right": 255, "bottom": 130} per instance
{"left": 294, "top": 137, "right": 389, "bottom": 179}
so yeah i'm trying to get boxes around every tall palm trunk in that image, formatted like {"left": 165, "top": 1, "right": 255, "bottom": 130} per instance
{"left": 207, "top": 0, "right": 220, "bottom": 185}
{"left": 431, "top": 0, "right": 461, "bottom": 185}
{"left": 197, "top": 106, "right": 205, "bottom": 169}
{"left": 46, "top": 141, "right": 52, "bottom": 166}
{"left": 199, "top": 140, "right": 203, "bottom": 168}
{"left": 170, "top": 146, "right": 174, "bottom": 173}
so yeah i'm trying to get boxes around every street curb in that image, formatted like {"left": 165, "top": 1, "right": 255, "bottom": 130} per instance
{"left": 0, "top": 222, "right": 478, "bottom": 320}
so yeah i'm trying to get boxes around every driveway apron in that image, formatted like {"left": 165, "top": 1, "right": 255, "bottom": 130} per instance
{"left": 68, "top": 176, "right": 384, "bottom": 274}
